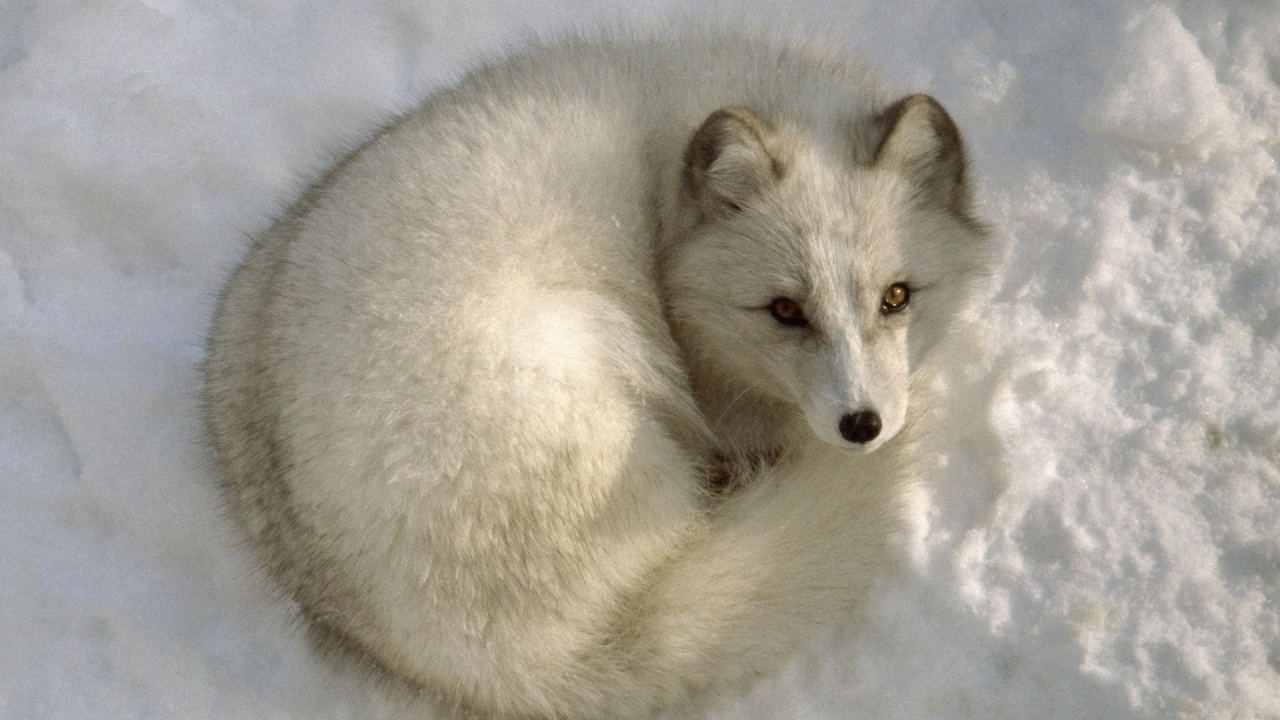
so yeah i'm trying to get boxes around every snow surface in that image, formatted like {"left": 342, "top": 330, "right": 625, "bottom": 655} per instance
{"left": 3, "top": 0, "right": 1279, "bottom": 718}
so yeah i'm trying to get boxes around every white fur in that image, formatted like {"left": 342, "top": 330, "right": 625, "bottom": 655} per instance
{"left": 205, "top": 29, "right": 993, "bottom": 719}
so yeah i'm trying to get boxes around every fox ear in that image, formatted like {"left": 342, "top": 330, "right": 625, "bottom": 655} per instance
{"left": 684, "top": 107, "right": 784, "bottom": 217}
{"left": 873, "top": 94, "right": 975, "bottom": 221}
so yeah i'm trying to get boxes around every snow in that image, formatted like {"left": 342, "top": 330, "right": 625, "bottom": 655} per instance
{"left": 3, "top": 0, "right": 1278, "bottom": 718}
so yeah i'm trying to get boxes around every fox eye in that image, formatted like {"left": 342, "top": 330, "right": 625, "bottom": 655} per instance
{"left": 880, "top": 283, "right": 910, "bottom": 314}
{"left": 768, "top": 297, "right": 808, "bottom": 327}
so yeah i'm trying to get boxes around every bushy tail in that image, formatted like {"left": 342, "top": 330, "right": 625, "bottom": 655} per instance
{"left": 528, "top": 437, "right": 912, "bottom": 720}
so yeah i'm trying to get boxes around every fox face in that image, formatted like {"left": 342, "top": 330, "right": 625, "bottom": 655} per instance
{"left": 665, "top": 97, "right": 990, "bottom": 455}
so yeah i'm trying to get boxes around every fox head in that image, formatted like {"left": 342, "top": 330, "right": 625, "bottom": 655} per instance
{"left": 664, "top": 95, "right": 992, "bottom": 455}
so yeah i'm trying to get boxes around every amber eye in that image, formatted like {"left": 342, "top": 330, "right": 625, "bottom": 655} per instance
{"left": 768, "top": 297, "right": 808, "bottom": 327}
{"left": 881, "top": 283, "right": 910, "bottom": 314}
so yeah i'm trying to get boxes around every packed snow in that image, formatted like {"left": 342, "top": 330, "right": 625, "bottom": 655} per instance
{"left": 3, "top": 0, "right": 1278, "bottom": 718}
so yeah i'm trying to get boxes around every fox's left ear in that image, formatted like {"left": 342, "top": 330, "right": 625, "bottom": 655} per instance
{"left": 872, "top": 94, "right": 975, "bottom": 222}
{"left": 684, "top": 107, "right": 785, "bottom": 219}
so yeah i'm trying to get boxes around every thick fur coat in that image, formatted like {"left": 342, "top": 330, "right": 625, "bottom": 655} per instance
{"left": 205, "top": 29, "right": 993, "bottom": 719}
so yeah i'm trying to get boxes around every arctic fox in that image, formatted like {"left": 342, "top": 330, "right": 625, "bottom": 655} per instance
{"left": 205, "top": 29, "right": 992, "bottom": 719}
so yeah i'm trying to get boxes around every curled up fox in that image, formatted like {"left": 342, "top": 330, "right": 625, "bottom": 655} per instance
{"left": 204, "top": 26, "right": 993, "bottom": 719}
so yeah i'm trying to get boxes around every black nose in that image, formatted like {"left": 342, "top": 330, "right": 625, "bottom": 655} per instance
{"left": 839, "top": 411, "right": 881, "bottom": 444}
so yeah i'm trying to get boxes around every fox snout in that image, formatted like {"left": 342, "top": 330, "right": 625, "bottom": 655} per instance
{"left": 838, "top": 410, "right": 882, "bottom": 444}
{"left": 798, "top": 336, "right": 906, "bottom": 452}
{"left": 804, "top": 397, "right": 898, "bottom": 452}
{"left": 799, "top": 342, "right": 907, "bottom": 451}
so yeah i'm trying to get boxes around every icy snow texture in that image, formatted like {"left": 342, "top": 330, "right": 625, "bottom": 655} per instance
{"left": 3, "top": 1, "right": 1279, "bottom": 718}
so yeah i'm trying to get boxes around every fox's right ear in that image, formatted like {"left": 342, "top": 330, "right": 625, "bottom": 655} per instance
{"left": 872, "top": 94, "right": 976, "bottom": 222}
{"left": 684, "top": 107, "right": 785, "bottom": 218}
